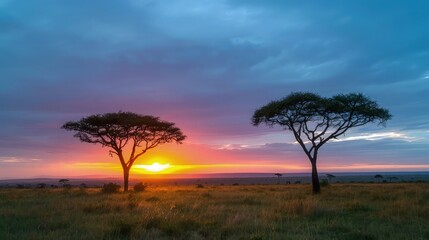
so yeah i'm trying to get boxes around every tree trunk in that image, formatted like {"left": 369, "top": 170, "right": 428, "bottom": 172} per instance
{"left": 311, "top": 160, "right": 321, "bottom": 194}
{"left": 123, "top": 167, "right": 130, "bottom": 192}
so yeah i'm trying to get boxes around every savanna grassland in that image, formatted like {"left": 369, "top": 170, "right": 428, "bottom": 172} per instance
{"left": 1, "top": 183, "right": 428, "bottom": 240}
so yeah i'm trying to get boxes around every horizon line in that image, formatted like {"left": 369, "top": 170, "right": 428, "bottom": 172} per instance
{"left": 2, "top": 170, "right": 429, "bottom": 181}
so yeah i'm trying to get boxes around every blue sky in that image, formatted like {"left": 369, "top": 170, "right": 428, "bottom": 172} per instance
{"left": 1, "top": 0, "right": 429, "bottom": 178}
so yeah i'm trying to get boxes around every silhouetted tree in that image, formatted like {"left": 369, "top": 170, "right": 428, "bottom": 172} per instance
{"left": 59, "top": 179, "right": 69, "bottom": 187}
{"left": 252, "top": 92, "right": 391, "bottom": 194}
{"left": 326, "top": 174, "right": 336, "bottom": 183}
{"left": 274, "top": 173, "right": 282, "bottom": 184}
{"left": 62, "top": 112, "right": 186, "bottom": 192}
{"left": 374, "top": 174, "right": 383, "bottom": 182}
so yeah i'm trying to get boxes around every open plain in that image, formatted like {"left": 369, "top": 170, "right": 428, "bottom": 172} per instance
{"left": 1, "top": 183, "right": 428, "bottom": 240}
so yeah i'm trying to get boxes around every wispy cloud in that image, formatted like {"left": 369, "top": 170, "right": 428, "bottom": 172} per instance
{"left": 0, "top": 157, "right": 41, "bottom": 163}
{"left": 320, "top": 164, "right": 429, "bottom": 171}
{"left": 333, "top": 132, "right": 419, "bottom": 143}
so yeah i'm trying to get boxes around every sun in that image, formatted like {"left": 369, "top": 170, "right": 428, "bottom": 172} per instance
{"left": 139, "top": 162, "right": 170, "bottom": 172}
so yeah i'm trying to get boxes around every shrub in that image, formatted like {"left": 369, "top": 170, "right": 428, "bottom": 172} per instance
{"left": 320, "top": 179, "right": 329, "bottom": 187}
{"left": 133, "top": 182, "right": 148, "bottom": 192}
{"left": 196, "top": 184, "right": 204, "bottom": 188}
{"left": 101, "top": 183, "right": 121, "bottom": 193}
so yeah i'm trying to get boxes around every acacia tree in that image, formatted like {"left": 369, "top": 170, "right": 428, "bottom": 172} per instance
{"left": 62, "top": 112, "right": 186, "bottom": 191}
{"left": 252, "top": 92, "right": 391, "bottom": 194}
{"left": 274, "top": 173, "right": 282, "bottom": 184}
{"left": 326, "top": 174, "right": 335, "bottom": 183}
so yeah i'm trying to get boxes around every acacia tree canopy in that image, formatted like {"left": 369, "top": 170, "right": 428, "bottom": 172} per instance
{"left": 62, "top": 112, "right": 186, "bottom": 191}
{"left": 252, "top": 92, "right": 391, "bottom": 194}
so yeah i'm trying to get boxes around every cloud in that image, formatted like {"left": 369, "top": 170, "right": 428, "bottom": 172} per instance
{"left": 333, "top": 132, "right": 419, "bottom": 143}
{"left": 0, "top": 157, "right": 41, "bottom": 164}
{"left": 0, "top": 1, "right": 429, "bottom": 177}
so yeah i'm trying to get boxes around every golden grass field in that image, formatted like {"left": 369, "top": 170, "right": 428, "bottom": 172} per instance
{"left": 1, "top": 183, "right": 428, "bottom": 240}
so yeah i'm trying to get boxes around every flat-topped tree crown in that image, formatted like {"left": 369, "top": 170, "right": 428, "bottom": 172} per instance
{"left": 62, "top": 112, "right": 185, "bottom": 146}
{"left": 252, "top": 92, "right": 391, "bottom": 194}
{"left": 252, "top": 92, "right": 323, "bottom": 127}
{"left": 62, "top": 111, "right": 186, "bottom": 191}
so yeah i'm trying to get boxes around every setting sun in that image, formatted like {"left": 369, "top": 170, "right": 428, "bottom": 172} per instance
{"left": 137, "top": 162, "right": 170, "bottom": 172}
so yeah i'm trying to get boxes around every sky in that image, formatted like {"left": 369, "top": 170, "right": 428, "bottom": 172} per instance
{"left": 1, "top": 0, "right": 429, "bottom": 179}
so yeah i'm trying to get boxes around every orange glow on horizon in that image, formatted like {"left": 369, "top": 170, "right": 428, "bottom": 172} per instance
{"left": 5, "top": 137, "right": 422, "bottom": 180}
{"left": 63, "top": 161, "right": 429, "bottom": 177}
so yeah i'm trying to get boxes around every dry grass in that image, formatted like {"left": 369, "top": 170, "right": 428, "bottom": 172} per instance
{"left": 1, "top": 183, "right": 428, "bottom": 239}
